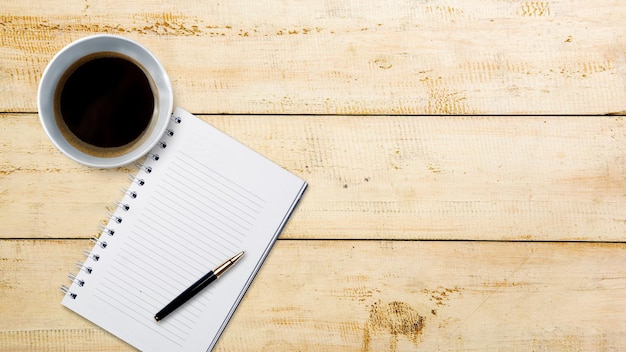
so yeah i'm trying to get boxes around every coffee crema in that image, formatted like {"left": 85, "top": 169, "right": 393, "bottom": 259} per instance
{"left": 55, "top": 53, "right": 156, "bottom": 157}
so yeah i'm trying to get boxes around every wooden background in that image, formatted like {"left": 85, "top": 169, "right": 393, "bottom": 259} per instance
{"left": 1, "top": 0, "right": 625, "bottom": 351}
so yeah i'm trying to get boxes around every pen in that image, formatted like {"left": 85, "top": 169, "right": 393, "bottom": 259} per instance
{"left": 154, "top": 251, "right": 244, "bottom": 322}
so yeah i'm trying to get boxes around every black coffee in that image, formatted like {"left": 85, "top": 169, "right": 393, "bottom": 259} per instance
{"left": 59, "top": 56, "right": 154, "bottom": 148}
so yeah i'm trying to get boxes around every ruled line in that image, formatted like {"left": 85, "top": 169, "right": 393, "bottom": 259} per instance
{"left": 163, "top": 169, "right": 256, "bottom": 227}
{"left": 132, "top": 216, "right": 223, "bottom": 271}
{"left": 100, "top": 244, "right": 207, "bottom": 330}
{"left": 177, "top": 150, "right": 267, "bottom": 207}
{"left": 157, "top": 181, "right": 250, "bottom": 239}
{"left": 93, "top": 289, "right": 186, "bottom": 347}
{"left": 115, "top": 241, "right": 204, "bottom": 303}
{"left": 146, "top": 190, "right": 243, "bottom": 253}
{"left": 105, "top": 253, "right": 204, "bottom": 322}
{"left": 105, "top": 261, "right": 208, "bottom": 330}
{"left": 105, "top": 259, "right": 173, "bottom": 308}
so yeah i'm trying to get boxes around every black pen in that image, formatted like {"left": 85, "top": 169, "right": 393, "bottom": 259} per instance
{"left": 154, "top": 251, "right": 244, "bottom": 322}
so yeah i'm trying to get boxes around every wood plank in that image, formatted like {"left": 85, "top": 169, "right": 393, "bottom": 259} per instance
{"left": 1, "top": 239, "right": 624, "bottom": 351}
{"left": 2, "top": 1, "right": 626, "bottom": 114}
{"left": 1, "top": 113, "right": 625, "bottom": 241}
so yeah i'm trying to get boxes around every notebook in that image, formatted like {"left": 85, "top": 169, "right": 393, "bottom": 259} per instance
{"left": 61, "top": 107, "right": 307, "bottom": 351}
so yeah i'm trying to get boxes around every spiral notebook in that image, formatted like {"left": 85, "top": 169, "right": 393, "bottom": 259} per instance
{"left": 61, "top": 108, "right": 307, "bottom": 351}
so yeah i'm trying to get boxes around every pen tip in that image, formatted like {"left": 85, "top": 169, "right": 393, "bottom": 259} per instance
{"left": 154, "top": 315, "right": 161, "bottom": 322}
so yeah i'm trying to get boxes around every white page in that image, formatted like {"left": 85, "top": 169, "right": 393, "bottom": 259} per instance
{"left": 62, "top": 108, "right": 307, "bottom": 352}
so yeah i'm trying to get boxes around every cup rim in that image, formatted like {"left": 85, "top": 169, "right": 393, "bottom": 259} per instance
{"left": 38, "top": 34, "right": 173, "bottom": 168}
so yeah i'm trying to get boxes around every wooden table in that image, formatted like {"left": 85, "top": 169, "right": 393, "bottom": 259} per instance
{"left": 2, "top": 1, "right": 625, "bottom": 350}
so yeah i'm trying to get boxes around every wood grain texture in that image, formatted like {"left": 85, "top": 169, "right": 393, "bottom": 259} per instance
{"left": 1, "top": 239, "right": 624, "bottom": 351}
{"left": 2, "top": 113, "right": 624, "bottom": 241}
{"left": 1, "top": 0, "right": 626, "bottom": 114}
{"left": 2, "top": 0, "right": 626, "bottom": 350}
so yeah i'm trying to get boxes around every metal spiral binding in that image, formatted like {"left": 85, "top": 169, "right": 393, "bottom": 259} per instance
{"left": 75, "top": 261, "right": 93, "bottom": 274}
{"left": 114, "top": 200, "right": 130, "bottom": 211}
{"left": 120, "top": 188, "right": 137, "bottom": 199}
{"left": 166, "top": 128, "right": 174, "bottom": 137}
{"left": 128, "top": 174, "right": 145, "bottom": 186}
{"left": 135, "top": 162, "right": 152, "bottom": 174}
{"left": 82, "top": 249, "right": 100, "bottom": 261}
{"left": 68, "top": 273, "right": 85, "bottom": 287}
{"left": 147, "top": 152, "right": 160, "bottom": 161}
{"left": 60, "top": 285, "right": 77, "bottom": 299}
{"left": 61, "top": 234, "right": 108, "bottom": 299}
{"left": 171, "top": 115, "right": 182, "bottom": 124}
{"left": 158, "top": 141, "right": 167, "bottom": 149}
{"left": 98, "top": 224, "right": 115, "bottom": 236}
{"left": 108, "top": 211, "right": 123, "bottom": 224}
{"left": 90, "top": 237, "right": 107, "bottom": 248}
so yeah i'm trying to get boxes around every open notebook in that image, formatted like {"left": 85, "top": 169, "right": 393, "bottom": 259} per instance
{"left": 61, "top": 108, "right": 307, "bottom": 351}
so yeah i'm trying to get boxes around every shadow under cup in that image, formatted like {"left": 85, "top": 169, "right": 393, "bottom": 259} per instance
{"left": 38, "top": 35, "right": 173, "bottom": 168}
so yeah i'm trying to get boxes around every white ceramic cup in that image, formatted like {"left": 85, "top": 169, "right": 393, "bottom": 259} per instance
{"left": 38, "top": 35, "right": 173, "bottom": 168}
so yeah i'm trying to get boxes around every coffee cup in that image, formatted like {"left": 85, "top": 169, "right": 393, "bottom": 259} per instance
{"left": 38, "top": 34, "right": 173, "bottom": 168}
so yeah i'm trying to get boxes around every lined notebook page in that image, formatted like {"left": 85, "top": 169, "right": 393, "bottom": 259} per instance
{"left": 62, "top": 108, "right": 307, "bottom": 352}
